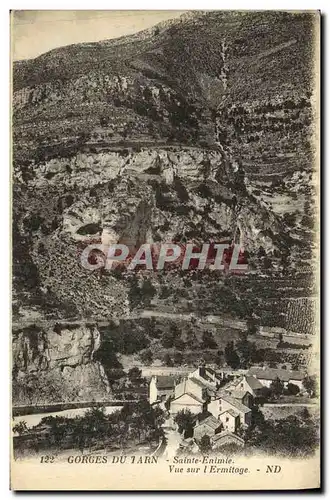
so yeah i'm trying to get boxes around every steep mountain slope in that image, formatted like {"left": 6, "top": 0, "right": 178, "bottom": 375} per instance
{"left": 13, "top": 11, "right": 317, "bottom": 165}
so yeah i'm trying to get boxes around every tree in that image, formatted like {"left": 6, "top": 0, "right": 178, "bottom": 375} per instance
{"left": 82, "top": 406, "right": 109, "bottom": 451}
{"left": 291, "top": 361, "right": 301, "bottom": 371}
{"left": 269, "top": 377, "right": 284, "bottom": 398}
{"left": 161, "top": 329, "right": 176, "bottom": 348}
{"left": 173, "top": 337, "right": 186, "bottom": 351}
{"left": 201, "top": 331, "right": 218, "bottom": 349}
{"left": 257, "top": 246, "right": 266, "bottom": 258}
{"left": 128, "top": 367, "right": 142, "bottom": 384}
{"left": 236, "top": 334, "right": 257, "bottom": 368}
{"left": 124, "top": 399, "right": 165, "bottom": 444}
{"left": 286, "top": 383, "right": 300, "bottom": 396}
{"left": 303, "top": 375, "right": 317, "bottom": 397}
{"left": 174, "top": 409, "right": 195, "bottom": 437}
{"left": 140, "top": 349, "right": 153, "bottom": 364}
{"left": 246, "top": 317, "right": 258, "bottom": 335}
{"left": 199, "top": 435, "right": 212, "bottom": 454}
{"left": 50, "top": 418, "right": 67, "bottom": 446}
{"left": 163, "top": 354, "right": 173, "bottom": 367}
{"left": 244, "top": 413, "right": 318, "bottom": 456}
{"left": 283, "top": 212, "right": 297, "bottom": 228}
{"left": 263, "top": 256, "right": 272, "bottom": 270}
{"left": 100, "top": 114, "right": 110, "bottom": 127}
{"left": 300, "top": 407, "right": 312, "bottom": 421}
{"left": 140, "top": 279, "right": 156, "bottom": 306}
{"left": 13, "top": 420, "right": 28, "bottom": 436}
{"left": 106, "top": 368, "right": 126, "bottom": 385}
{"left": 77, "top": 131, "right": 90, "bottom": 145}
{"left": 128, "top": 276, "right": 142, "bottom": 309}
{"left": 215, "top": 349, "right": 224, "bottom": 366}
{"left": 16, "top": 372, "right": 66, "bottom": 405}
{"left": 224, "top": 341, "right": 240, "bottom": 369}
{"left": 250, "top": 404, "right": 265, "bottom": 428}
{"left": 173, "top": 352, "right": 184, "bottom": 365}
{"left": 70, "top": 418, "right": 87, "bottom": 453}
{"left": 255, "top": 386, "right": 272, "bottom": 405}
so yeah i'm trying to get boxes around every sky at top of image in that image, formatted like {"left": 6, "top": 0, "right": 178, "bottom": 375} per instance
{"left": 11, "top": 10, "right": 186, "bottom": 61}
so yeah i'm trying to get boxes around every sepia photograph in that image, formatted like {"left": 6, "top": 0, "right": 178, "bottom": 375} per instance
{"left": 10, "top": 9, "right": 320, "bottom": 490}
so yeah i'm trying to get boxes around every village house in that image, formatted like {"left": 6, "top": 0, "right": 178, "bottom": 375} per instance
{"left": 188, "top": 377, "right": 217, "bottom": 401}
{"left": 225, "top": 374, "right": 264, "bottom": 399}
{"left": 170, "top": 378, "right": 208, "bottom": 415}
{"left": 287, "top": 371, "right": 306, "bottom": 389}
{"left": 149, "top": 375, "right": 177, "bottom": 404}
{"left": 193, "top": 414, "right": 223, "bottom": 441}
{"left": 224, "top": 388, "right": 254, "bottom": 409}
{"left": 212, "top": 430, "right": 245, "bottom": 449}
{"left": 188, "top": 365, "right": 221, "bottom": 390}
{"left": 218, "top": 409, "right": 241, "bottom": 433}
{"left": 208, "top": 394, "right": 252, "bottom": 427}
{"left": 174, "top": 377, "right": 209, "bottom": 401}
{"left": 248, "top": 367, "right": 305, "bottom": 389}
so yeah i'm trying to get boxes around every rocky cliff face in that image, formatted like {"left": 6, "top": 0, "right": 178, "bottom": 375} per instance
{"left": 13, "top": 145, "right": 285, "bottom": 319}
{"left": 12, "top": 323, "right": 110, "bottom": 405}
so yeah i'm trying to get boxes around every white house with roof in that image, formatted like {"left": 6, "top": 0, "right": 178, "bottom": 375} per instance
{"left": 174, "top": 377, "right": 208, "bottom": 400}
{"left": 287, "top": 372, "right": 306, "bottom": 389}
{"left": 170, "top": 378, "right": 208, "bottom": 416}
{"left": 208, "top": 394, "right": 252, "bottom": 427}
{"left": 248, "top": 367, "right": 305, "bottom": 389}
{"left": 149, "top": 375, "right": 177, "bottom": 404}
{"left": 218, "top": 409, "right": 240, "bottom": 433}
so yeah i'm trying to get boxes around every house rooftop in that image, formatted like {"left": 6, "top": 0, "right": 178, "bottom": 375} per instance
{"left": 189, "top": 377, "right": 209, "bottom": 389}
{"left": 244, "top": 375, "right": 264, "bottom": 390}
{"left": 229, "top": 389, "right": 250, "bottom": 400}
{"left": 189, "top": 377, "right": 216, "bottom": 396}
{"left": 172, "top": 391, "right": 205, "bottom": 405}
{"left": 220, "top": 394, "right": 251, "bottom": 414}
{"left": 248, "top": 367, "right": 305, "bottom": 382}
{"left": 195, "top": 415, "right": 222, "bottom": 430}
{"left": 219, "top": 409, "right": 239, "bottom": 418}
{"left": 175, "top": 377, "right": 210, "bottom": 401}
{"left": 155, "top": 376, "right": 177, "bottom": 389}
{"left": 212, "top": 430, "right": 244, "bottom": 445}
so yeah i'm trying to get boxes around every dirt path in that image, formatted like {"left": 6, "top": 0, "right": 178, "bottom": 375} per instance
{"left": 163, "top": 426, "right": 182, "bottom": 461}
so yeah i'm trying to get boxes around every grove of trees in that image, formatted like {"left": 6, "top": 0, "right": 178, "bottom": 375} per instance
{"left": 13, "top": 400, "right": 165, "bottom": 456}
{"left": 242, "top": 405, "right": 318, "bottom": 457}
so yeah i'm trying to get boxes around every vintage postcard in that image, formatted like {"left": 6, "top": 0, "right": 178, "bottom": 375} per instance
{"left": 11, "top": 10, "right": 320, "bottom": 490}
